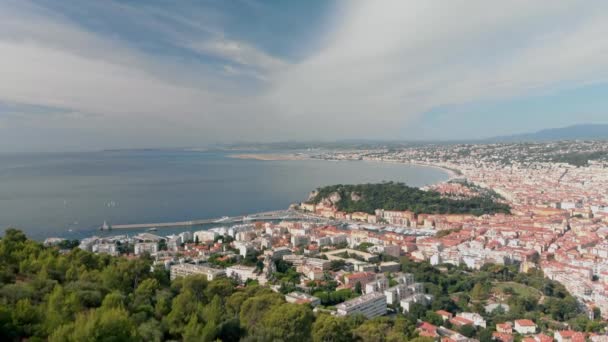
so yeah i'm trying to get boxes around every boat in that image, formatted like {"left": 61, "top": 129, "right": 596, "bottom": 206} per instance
{"left": 147, "top": 227, "right": 158, "bottom": 232}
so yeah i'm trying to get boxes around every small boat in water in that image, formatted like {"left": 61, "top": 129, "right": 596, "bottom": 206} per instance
{"left": 147, "top": 227, "right": 158, "bottom": 232}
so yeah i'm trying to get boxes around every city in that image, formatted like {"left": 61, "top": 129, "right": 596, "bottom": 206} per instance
{"left": 2, "top": 1, "right": 608, "bottom": 341}
{"left": 31, "top": 140, "right": 608, "bottom": 341}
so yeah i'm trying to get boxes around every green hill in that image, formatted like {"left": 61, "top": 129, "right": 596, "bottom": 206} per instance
{"left": 307, "top": 182, "right": 510, "bottom": 216}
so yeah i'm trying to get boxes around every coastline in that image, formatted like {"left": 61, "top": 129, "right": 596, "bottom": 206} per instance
{"left": 229, "top": 153, "right": 310, "bottom": 161}
{"left": 229, "top": 153, "right": 461, "bottom": 183}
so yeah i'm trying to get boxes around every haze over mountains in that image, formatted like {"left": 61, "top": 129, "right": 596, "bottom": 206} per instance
{"left": 218, "top": 124, "right": 608, "bottom": 151}
{"left": 488, "top": 124, "right": 608, "bottom": 142}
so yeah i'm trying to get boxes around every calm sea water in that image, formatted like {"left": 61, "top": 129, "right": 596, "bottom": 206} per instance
{"left": 0, "top": 150, "right": 448, "bottom": 240}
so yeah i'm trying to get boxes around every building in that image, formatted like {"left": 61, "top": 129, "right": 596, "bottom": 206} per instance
{"left": 436, "top": 310, "right": 453, "bottom": 321}
{"left": 264, "top": 247, "right": 292, "bottom": 261}
{"left": 291, "top": 235, "right": 311, "bottom": 247}
{"left": 170, "top": 264, "right": 226, "bottom": 281}
{"left": 514, "top": 319, "right": 537, "bottom": 335}
{"left": 493, "top": 332, "right": 514, "bottom": 342}
{"left": 345, "top": 272, "right": 376, "bottom": 287}
{"left": 43, "top": 237, "right": 65, "bottom": 247}
{"left": 226, "top": 265, "right": 260, "bottom": 284}
{"left": 496, "top": 323, "right": 512, "bottom": 334}
{"left": 450, "top": 316, "right": 474, "bottom": 328}
{"left": 379, "top": 261, "right": 401, "bottom": 273}
{"left": 335, "top": 292, "right": 387, "bottom": 319}
{"left": 305, "top": 257, "right": 331, "bottom": 270}
{"left": 556, "top": 330, "right": 586, "bottom": 342}
{"left": 457, "top": 312, "right": 486, "bottom": 328}
{"left": 194, "top": 230, "right": 218, "bottom": 243}
{"left": 92, "top": 243, "right": 118, "bottom": 256}
{"left": 78, "top": 237, "right": 99, "bottom": 252}
{"left": 133, "top": 233, "right": 165, "bottom": 243}
{"left": 365, "top": 277, "right": 389, "bottom": 294}
{"left": 417, "top": 322, "right": 439, "bottom": 339}
{"left": 284, "top": 292, "right": 321, "bottom": 307}
{"left": 134, "top": 242, "right": 158, "bottom": 256}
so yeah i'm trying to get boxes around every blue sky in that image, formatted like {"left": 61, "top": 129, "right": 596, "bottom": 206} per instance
{"left": 1, "top": 0, "right": 607, "bottom": 151}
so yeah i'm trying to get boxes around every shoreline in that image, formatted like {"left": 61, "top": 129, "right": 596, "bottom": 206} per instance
{"left": 40, "top": 154, "right": 460, "bottom": 241}
{"left": 229, "top": 153, "right": 310, "bottom": 161}
{"left": 229, "top": 153, "right": 461, "bottom": 182}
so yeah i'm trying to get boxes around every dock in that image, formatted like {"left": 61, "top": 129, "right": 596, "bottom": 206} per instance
{"left": 105, "top": 210, "right": 314, "bottom": 230}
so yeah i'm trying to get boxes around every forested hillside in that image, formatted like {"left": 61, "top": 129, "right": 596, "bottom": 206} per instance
{"left": 307, "top": 182, "right": 511, "bottom": 216}
{"left": 0, "top": 229, "right": 601, "bottom": 341}
{"left": 0, "top": 229, "right": 424, "bottom": 341}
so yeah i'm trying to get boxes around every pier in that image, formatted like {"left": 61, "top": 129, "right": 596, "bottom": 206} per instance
{"left": 105, "top": 210, "right": 313, "bottom": 230}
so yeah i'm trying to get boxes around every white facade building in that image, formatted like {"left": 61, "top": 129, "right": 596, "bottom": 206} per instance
{"left": 134, "top": 242, "right": 158, "bottom": 256}
{"left": 336, "top": 292, "right": 387, "bottom": 319}
{"left": 170, "top": 264, "right": 226, "bottom": 281}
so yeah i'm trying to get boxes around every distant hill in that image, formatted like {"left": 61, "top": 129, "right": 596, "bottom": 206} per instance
{"left": 306, "top": 182, "right": 511, "bottom": 216}
{"left": 489, "top": 124, "right": 608, "bottom": 142}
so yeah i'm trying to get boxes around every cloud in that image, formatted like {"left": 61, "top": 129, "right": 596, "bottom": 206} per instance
{"left": 266, "top": 0, "right": 608, "bottom": 139}
{"left": 188, "top": 38, "right": 288, "bottom": 74}
{"left": 1, "top": 0, "right": 608, "bottom": 151}
{"left": 0, "top": 0, "right": 284, "bottom": 150}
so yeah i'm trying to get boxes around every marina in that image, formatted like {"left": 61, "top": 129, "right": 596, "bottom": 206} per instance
{"left": 103, "top": 210, "right": 312, "bottom": 230}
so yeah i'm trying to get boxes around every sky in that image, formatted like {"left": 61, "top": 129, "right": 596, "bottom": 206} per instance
{"left": 1, "top": 0, "right": 608, "bottom": 152}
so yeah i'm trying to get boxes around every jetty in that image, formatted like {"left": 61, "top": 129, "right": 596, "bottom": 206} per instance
{"left": 104, "top": 210, "right": 315, "bottom": 230}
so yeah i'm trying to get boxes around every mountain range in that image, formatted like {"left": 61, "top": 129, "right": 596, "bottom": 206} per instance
{"left": 486, "top": 124, "right": 608, "bottom": 142}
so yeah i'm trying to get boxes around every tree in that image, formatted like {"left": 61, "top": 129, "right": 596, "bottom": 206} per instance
{"left": 165, "top": 290, "right": 202, "bottom": 336}
{"left": 182, "top": 314, "right": 205, "bottom": 342}
{"left": 459, "top": 324, "right": 476, "bottom": 338}
{"left": 239, "top": 292, "right": 284, "bottom": 330}
{"left": 312, "top": 314, "right": 354, "bottom": 342}
{"left": 353, "top": 318, "right": 392, "bottom": 342}
{"left": 470, "top": 283, "right": 487, "bottom": 301}
{"left": 259, "top": 304, "right": 314, "bottom": 342}
{"left": 50, "top": 307, "right": 140, "bottom": 342}
{"left": 355, "top": 281, "right": 362, "bottom": 295}
{"left": 137, "top": 319, "right": 163, "bottom": 342}
{"left": 424, "top": 311, "right": 444, "bottom": 326}
{"left": 202, "top": 295, "right": 224, "bottom": 324}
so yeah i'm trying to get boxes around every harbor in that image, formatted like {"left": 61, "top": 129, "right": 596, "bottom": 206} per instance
{"left": 102, "top": 210, "right": 315, "bottom": 230}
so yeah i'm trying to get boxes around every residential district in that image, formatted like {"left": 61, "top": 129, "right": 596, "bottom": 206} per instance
{"left": 44, "top": 141, "right": 608, "bottom": 342}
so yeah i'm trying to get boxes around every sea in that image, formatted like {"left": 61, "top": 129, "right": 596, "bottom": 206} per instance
{"left": 0, "top": 150, "right": 448, "bottom": 240}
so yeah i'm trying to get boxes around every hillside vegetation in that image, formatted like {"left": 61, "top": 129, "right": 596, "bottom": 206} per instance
{"left": 1, "top": 229, "right": 601, "bottom": 341}
{"left": 307, "top": 182, "right": 511, "bottom": 216}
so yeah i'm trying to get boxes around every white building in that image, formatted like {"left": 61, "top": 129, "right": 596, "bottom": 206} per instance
{"left": 226, "top": 265, "right": 263, "bottom": 284}
{"left": 513, "top": 319, "right": 537, "bottom": 334}
{"left": 379, "top": 261, "right": 401, "bottom": 273}
{"left": 43, "top": 238, "right": 65, "bottom": 247}
{"left": 264, "top": 247, "right": 293, "bottom": 261}
{"left": 134, "top": 242, "right": 158, "bottom": 256}
{"left": 291, "top": 235, "right": 311, "bottom": 247}
{"left": 457, "top": 312, "right": 486, "bottom": 328}
{"left": 365, "top": 277, "right": 389, "bottom": 294}
{"left": 336, "top": 292, "right": 387, "bottom": 319}
{"left": 92, "top": 243, "right": 118, "bottom": 256}
{"left": 235, "top": 242, "right": 254, "bottom": 257}
{"left": 330, "top": 234, "right": 348, "bottom": 245}
{"left": 400, "top": 293, "right": 432, "bottom": 313}
{"left": 285, "top": 292, "right": 321, "bottom": 307}
{"left": 170, "top": 264, "right": 225, "bottom": 281}
{"left": 194, "top": 230, "right": 218, "bottom": 243}
{"left": 78, "top": 237, "right": 99, "bottom": 252}
{"left": 179, "top": 231, "right": 193, "bottom": 243}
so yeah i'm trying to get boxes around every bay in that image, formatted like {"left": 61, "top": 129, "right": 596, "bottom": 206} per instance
{"left": 0, "top": 150, "right": 448, "bottom": 240}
